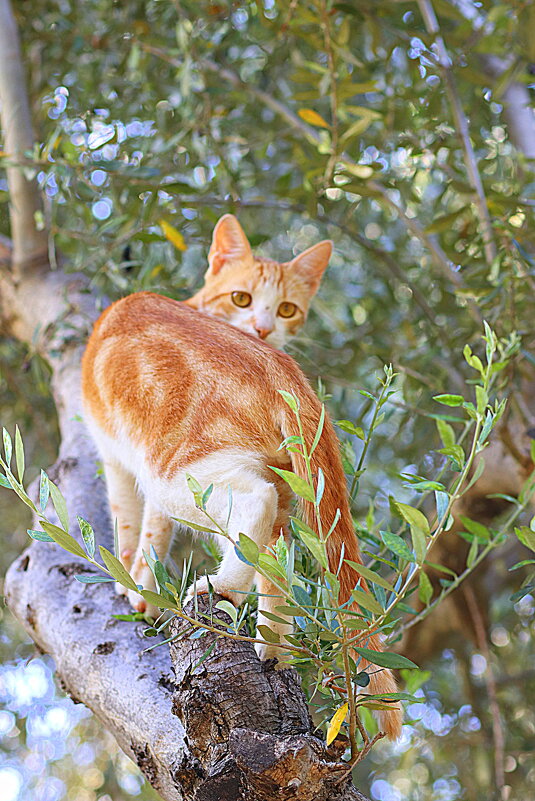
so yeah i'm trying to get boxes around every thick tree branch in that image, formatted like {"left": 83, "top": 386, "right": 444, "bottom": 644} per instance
{"left": 0, "top": 0, "right": 48, "bottom": 271}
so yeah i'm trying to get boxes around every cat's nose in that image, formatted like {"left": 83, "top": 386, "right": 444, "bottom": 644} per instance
{"left": 254, "top": 324, "right": 273, "bottom": 340}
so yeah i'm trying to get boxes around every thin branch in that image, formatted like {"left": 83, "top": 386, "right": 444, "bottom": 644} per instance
{"left": 417, "top": 0, "right": 497, "bottom": 268}
{"left": 463, "top": 584, "right": 506, "bottom": 794}
{"left": 0, "top": 0, "right": 48, "bottom": 271}
{"left": 319, "top": 0, "right": 340, "bottom": 185}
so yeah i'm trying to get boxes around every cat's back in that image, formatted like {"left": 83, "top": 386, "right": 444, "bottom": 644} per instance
{"left": 81, "top": 293, "right": 312, "bottom": 461}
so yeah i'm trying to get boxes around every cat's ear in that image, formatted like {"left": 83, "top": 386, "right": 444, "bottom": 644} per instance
{"left": 287, "top": 240, "right": 333, "bottom": 294}
{"left": 208, "top": 214, "right": 253, "bottom": 274}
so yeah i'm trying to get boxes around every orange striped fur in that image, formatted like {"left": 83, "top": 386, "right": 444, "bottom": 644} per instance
{"left": 81, "top": 218, "right": 402, "bottom": 739}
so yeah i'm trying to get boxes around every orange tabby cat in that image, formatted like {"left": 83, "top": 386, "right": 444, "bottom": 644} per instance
{"left": 81, "top": 216, "right": 402, "bottom": 739}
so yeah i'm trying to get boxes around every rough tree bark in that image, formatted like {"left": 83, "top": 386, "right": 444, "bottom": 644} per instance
{"left": 0, "top": 1, "right": 370, "bottom": 798}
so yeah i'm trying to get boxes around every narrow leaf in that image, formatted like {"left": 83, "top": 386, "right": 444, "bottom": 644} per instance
{"left": 159, "top": 219, "right": 187, "bottom": 251}
{"left": 418, "top": 572, "right": 433, "bottom": 605}
{"left": 257, "top": 624, "right": 280, "bottom": 644}
{"left": 27, "top": 528, "right": 54, "bottom": 542}
{"left": 353, "top": 646, "right": 418, "bottom": 669}
{"left": 77, "top": 516, "right": 96, "bottom": 558}
{"left": 268, "top": 466, "right": 315, "bottom": 503}
{"left": 39, "top": 470, "right": 50, "bottom": 512}
{"left": 99, "top": 546, "right": 138, "bottom": 591}
{"left": 48, "top": 479, "right": 70, "bottom": 532}
{"left": 14, "top": 426, "right": 24, "bottom": 482}
{"left": 41, "top": 522, "right": 87, "bottom": 559}
{"left": 298, "top": 108, "right": 330, "bottom": 128}
{"left": 345, "top": 560, "right": 396, "bottom": 594}
{"left": 310, "top": 405, "right": 326, "bottom": 455}
{"left": 380, "top": 530, "right": 414, "bottom": 562}
{"left": 326, "top": 703, "right": 348, "bottom": 745}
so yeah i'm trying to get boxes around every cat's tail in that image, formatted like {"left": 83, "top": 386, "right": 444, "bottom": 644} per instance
{"left": 279, "top": 390, "right": 402, "bottom": 741}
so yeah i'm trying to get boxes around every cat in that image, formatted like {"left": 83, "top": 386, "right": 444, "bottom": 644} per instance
{"left": 80, "top": 215, "right": 402, "bottom": 740}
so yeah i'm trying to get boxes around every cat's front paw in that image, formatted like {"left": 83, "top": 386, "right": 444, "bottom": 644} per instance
{"left": 185, "top": 575, "right": 241, "bottom": 607}
{"left": 126, "top": 558, "right": 159, "bottom": 617}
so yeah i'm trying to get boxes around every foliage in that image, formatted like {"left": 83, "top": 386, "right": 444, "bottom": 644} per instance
{"left": 3, "top": 327, "right": 535, "bottom": 775}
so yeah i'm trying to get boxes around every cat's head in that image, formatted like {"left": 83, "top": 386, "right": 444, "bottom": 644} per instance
{"left": 185, "top": 214, "right": 332, "bottom": 349}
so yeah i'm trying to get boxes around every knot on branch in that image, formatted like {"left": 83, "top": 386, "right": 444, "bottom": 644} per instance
{"left": 169, "top": 596, "right": 358, "bottom": 801}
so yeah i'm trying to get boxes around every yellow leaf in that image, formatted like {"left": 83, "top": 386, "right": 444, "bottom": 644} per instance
{"left": 298, "top": 108, "right": 330, "bottom": 129}
{"left": 326, "top": 702, "right": 348, "bottom": 745}
{"left": 160, "top": 219, "right": 187, "bottom": 251}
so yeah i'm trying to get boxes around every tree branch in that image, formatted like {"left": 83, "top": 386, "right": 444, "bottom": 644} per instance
{"left": 0, "top": 0, "right": 48, "bottom": 271}
{"left": 417, "top": 0, "right": 497, "bottom": 268}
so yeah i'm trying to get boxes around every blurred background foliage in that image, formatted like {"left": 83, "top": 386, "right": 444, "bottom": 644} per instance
{"left": 1, "top": 0, "right": 534, "bottom": 799}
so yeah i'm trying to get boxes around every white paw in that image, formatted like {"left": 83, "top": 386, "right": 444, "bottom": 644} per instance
{"left": 185, "top": 575, "right": 241, "bottom": 607}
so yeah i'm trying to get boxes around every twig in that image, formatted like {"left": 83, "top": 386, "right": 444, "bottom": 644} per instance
{"left": 319, "top": 0, "right": 339, "bottom": 185}
{"left": 417, "top": 0, "right": 497, "bottom": 268}
{"left": 463, "top": 584, "right": 506, "bottom": 794}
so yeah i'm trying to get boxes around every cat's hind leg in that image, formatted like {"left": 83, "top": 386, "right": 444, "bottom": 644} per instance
{"left": 102, "top": 459, "right": 143, "bottom": 596}
{"left": 255, "top": 524, "right": 293, "bottom": 661}
{"left": 127, "top": 502, "right": 174, "bottom": 616}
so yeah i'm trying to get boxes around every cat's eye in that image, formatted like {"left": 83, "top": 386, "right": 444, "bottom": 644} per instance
{"left": 231, "top": 291, "right": 252, "bottom": 308}
{"left": 277, "top": 302, "right": 298, "bottom": 319}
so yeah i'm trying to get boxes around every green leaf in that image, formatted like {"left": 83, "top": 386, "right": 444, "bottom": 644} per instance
{"left": 278, "top": 390, "right": 299, "bottom": 412}
{"left": 140, "top": 589, "right": 178, "bottom": 610}
{"left": 460, "top": 516, "right": 490, "bottom": 542}
{"left": 75, "top": 574, "right": 115, "bottom": 584}
{"left": 191, "top": 641, "right": 216, "bottom": 672}
{"left": 257, "top": 624, "right": 280, "bottom": 644}
{"left": 27, "top": 528, "right": 54, "bottom": 542}
{"left": 310, "top": 405, "right": 326, "bottom": 454}
{"left": 268, "top": 466, "right": 315, "bottom": 503}
{"left": 77, "top": 516, "right": 96, "bottom": 558}
{"left": 291, "top": 517, "right": 328, "bottom": 569}
{"left": 514, "top": 526, "right": 535, "bottom": 553}
{"left": 3, "top": 427, "right": 12, "bottom": 465}
{"left": 14, "top": 426, "right": 24, "bottom": 482}
{"left": 41, "top": 521, "right": 87, "bottom": 559}
{"left": 0, "top": 474, "right": 10, "bottom": 489}
{"left": 433, "top": 394, "right": 464, "bottom": 407}
{"left": 475, "top": 386, "right": 488, "bottom": 415}
{"left": 39, "top": 470, "right": 50, "bottom": 511}
{"left": 436, "top": 419, "right": 455, "bottom": 449}
{"left": 215, "top": 599, "right": 238, "bottom": 625}
{"left": 237, "top": 532, "right": 260, "bottom": 565}
{"left": 394, "top": 502, "right": 430, "bottom": 536}
{"left": 352, "top": 646, "right": 418, "bottom": 669}
{"left": 437, "top": 444, "right": 465, "bottom": 471}
{"left": 258, "top": 610, "right": 290, "bottom": 625}
{"left": 467, "top": 537, "right": 478, "bottom": 568}
{"left": 258, "top": 553, "right": 287, "bottom": 581}
{"left": 418, "top": 572, "right": 433, "bottom": 605}
{"left": 336, "top": 420, "right": 365, "bottom": 440}
{"left": 48, "top": 479, "right": 70, "bottom": 532}
{"left": 185, "top": 473, "right": 202, "bottom": 494}
{"left": 380, "top": 530, "right": 414, "bottom": 562}
{"left": 173, "top": 518, "right": 219, "bottom": 534}
{"left": 351, "top": 588, "right": 383, "bottom": 615}
{"left": 345, "top": 560, "right": 396, "bottom": 594}
{"left": 99, "top": 546, "right": 138, "bottom": 591}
